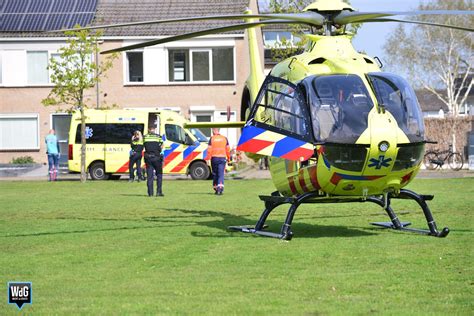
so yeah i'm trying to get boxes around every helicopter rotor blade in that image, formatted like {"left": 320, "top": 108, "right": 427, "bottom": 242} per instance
{"left": 101, "top": 19, "right": 310, "bottom": 54}
{"left": 55, "top": 12, "right": 324, "bottom": 32}
{"left": 334, "top": 10, "right": 474, "bottom": 25}
{"left": 361, "top": 17, "right": 474, "bottom": 32}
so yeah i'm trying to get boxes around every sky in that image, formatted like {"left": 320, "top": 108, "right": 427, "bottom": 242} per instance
{"left": 350, "top": 0, "right": 418, "bottom": 61}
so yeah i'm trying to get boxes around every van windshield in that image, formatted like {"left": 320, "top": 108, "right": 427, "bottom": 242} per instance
{"left": 189, "top": 128, "right": 209, "bottom": 142}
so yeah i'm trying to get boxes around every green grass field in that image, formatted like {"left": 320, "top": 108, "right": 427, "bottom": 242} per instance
{"left": 1, "top": 178, "right": 473, "bottom": 314}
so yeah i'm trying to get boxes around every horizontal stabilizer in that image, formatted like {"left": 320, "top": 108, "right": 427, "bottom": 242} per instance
{"left": 183, "top": 121, "right": 246, "bottom": 129}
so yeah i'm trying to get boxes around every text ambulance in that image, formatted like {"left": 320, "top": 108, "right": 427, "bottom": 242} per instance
{"left": 68, "top": 109, "right": 210, "bottom": 180}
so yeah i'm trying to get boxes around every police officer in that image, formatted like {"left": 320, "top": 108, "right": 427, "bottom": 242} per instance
{"left": 129, "top": 130, "right": 144, "bottom": 182}
{"left": 143, "top": 127, "right": 164, "bottom": 197}
{"left": 206, "top": 128, "right": 230, "bottom": 195}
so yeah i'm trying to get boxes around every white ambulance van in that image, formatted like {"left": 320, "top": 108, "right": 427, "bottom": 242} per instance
{"left": 68, "top": 109, "right": 211, "bottom": 180}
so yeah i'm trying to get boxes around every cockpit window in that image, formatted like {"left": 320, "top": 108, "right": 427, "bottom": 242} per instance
{"left": 367, "top": 72, "right": 424, "bottom": 142}
{"left": 250, "top": 76, "right": 311, "bottom": 141}
{"left": 299, "top": 74, "right": 374, "bottom": 143}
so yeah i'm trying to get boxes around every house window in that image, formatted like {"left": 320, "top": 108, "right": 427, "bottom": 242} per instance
{"left": 0, "top": 114, "right": 39, "bottom": 150}
{"left": 169, "top": 50, "right": 189, "bottom": 82}
{"left": 169, "top": 48, "right": 234, "bottom": 83}
{"left": 126, "top": 52, "right": 144, "bottom": 82}
{"left": 263, "top": 31, "right": 297, "bottom": 47}
{"left": 212, "top": 48, "right": 234, "bottom": 81}
{"left": 27, "top": 51, "right": 49, "bottom": 84}
{"left": 192, "top": 51, "right": 210, "bottom": 81}
{"left": 195, "top": 114, "right": 212, "bottom": 137}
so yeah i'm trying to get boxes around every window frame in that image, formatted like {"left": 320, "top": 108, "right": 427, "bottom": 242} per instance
{"left": 124, "top": 50, "right": 145, "bottom": 85}
{"left": 0, "top": 113, "right": 40, "bottom": 151}
{"left": 190, "top": 49, "right": 212, "bottom": 82}
{"left": 167, "top": 47, "right": 236, "bottom": 84}
{"left": 26, "top": 50, "right": 50, "bottom": 86}
{"left": 263, "top": 31, "right": 299, "bottom": 47}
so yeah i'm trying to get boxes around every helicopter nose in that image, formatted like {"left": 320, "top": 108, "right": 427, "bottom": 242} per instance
{"left": 363, "top": 112, "right": 399, "bottom": 175}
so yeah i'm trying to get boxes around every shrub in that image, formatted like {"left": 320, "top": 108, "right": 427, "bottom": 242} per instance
{"left": 11, "top": 156, "right": 35, "bottom": 164}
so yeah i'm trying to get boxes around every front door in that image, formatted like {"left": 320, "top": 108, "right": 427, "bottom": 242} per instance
{"left": 52, "top": 114, "right": 71, "bottom": 167}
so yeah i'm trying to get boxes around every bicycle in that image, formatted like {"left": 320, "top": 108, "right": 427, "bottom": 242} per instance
{"left": 423, "top": 145, "right": 464, "bottom": 171}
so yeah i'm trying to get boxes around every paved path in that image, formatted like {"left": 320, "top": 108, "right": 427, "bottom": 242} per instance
{"left": 0, "top": 164, "right": 472, "bottom": 181}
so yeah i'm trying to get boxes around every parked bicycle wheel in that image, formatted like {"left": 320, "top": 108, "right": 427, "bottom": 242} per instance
{"left": 423, "top": 152, "right": 439, "bottom": 170}
{"left": 447, "top": 152, "right": 463, "bottom": 171}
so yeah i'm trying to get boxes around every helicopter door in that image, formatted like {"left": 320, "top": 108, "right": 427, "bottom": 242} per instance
{"left": 237, "top": 76, "right": 314, "bottom": 161}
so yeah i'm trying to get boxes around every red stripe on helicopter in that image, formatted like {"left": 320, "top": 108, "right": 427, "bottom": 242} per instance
{"left": 401, "top": 171, "right": 413, "bottom": 184}
{"left": 288, "top": 176, "right": 298, "bottom": 195}
{"left": 308, "top": 166, "right": 321, "bottom": 190}
{"left": 281, "top": 147, "right": 314, "bottom": 161}
{"left": 298, "top": 169, "right": 310, "bottom": 192}
{"left": 170, "top": 151, "right": 201, "bottom": 172}
{"left": 330, "top": 173, "right": 343, "bottom": 185}
{"left": 237, "top": 139, "right": 274, "bottom": 153}
{"left": 164, "top": 151, "right": 181, "bottom": 167}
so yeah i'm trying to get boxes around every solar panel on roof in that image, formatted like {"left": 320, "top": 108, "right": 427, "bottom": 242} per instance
{"left": 4, "top": 0, "right": 29, "bottom": 13}
{"left": 0, "top": 0, "right": 98, "bottom": 31}
{"left": 28, "top": 0, "right": 51, "bottom": 14}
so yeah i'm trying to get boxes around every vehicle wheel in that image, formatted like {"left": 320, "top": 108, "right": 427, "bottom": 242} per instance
{"left": 448, "top": 153, "right": 463, "bottom": 171}
{"left": 189, "top": 161, "right": 210, "bottom": 180}
{"left": 89, "top": 162, "right": 109, "bottom": 180}
{"left": 423, "top": 152, "right": 439, "bottom": 170}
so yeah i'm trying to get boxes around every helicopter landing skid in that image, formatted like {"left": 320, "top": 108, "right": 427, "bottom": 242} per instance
{"left": 228, "top": 189, "right": 449, "bottom": 240}
{"left": 228, "top": 191, "right": 322, "bottom": 240}
{"left": 367, "top": 189, "right": 449, "bottom": 238}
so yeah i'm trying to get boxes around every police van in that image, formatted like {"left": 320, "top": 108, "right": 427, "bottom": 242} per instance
{"left": 68, "top": 109, "right": 211, "bottom": 180}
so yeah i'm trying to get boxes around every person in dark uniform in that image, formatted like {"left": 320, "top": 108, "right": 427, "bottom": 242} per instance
{"left": 129, "top": 130, "right": 145, "bottom": 182}
{"left": 143, "top": 127, "right": 164, "bottom": 197}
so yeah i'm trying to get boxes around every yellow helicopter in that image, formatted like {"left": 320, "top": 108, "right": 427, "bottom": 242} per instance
{"left": 70, "top": 0, "right": 473, "bottom": 240}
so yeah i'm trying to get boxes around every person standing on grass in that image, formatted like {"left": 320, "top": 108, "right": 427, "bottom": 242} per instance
{"left": 45, "top": 129, "right": 60, "bottom": 181}
{"left": 129, "top": 130, "right": 145, "bottom": 182}
{"left": 206, "top": 128, "right": 230, "bottom": 195}
{"left": 143, "top": 127, "right": 164, "bottom": 197}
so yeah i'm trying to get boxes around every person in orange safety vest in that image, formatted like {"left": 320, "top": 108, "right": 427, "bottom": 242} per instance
{"left": 205, "top": 128, "right": 230, "bottom": 195}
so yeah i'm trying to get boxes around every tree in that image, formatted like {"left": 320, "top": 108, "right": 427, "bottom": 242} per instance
{"left": 266, "top": 0, "right": 360, "bottom": 62}
{"left": 383, "top": 0, "right": 473, "bottom": 149}
{"left": 42, "top": 29, "right": 116, "bottom": 182}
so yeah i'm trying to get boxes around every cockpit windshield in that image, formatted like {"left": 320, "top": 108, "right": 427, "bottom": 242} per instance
{"left": 299, "top": 74, "right": 374, "bottom": 143}
{"left": 367, "top": 72, "right": 424, "bottom": 142}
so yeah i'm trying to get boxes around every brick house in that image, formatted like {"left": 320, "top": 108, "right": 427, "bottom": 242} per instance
{"left": 0, "top": 0, "right": 263, "bottom": 165}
